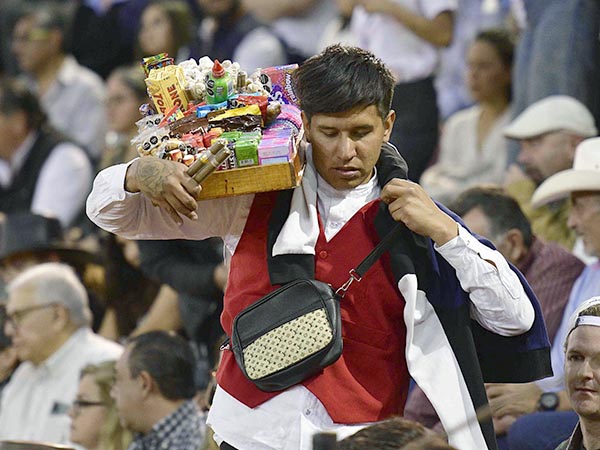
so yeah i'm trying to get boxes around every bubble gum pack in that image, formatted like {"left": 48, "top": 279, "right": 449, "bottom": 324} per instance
{"left": 259, "top": 64, "right": 299, "bottom": 106}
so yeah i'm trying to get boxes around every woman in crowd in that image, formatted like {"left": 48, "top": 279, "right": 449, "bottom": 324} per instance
{"left": 69, "top": 361, "right": 132, "bottom": 450}
{"left": 137, "top": 0, "right": 195, "bottom": 62}
{"left": 420, "top": 28, "right": 514, "bottom": 205}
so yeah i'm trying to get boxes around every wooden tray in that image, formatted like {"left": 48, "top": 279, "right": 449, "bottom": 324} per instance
{"left": 197, "top": 151, "right": 303, "bottom": 200}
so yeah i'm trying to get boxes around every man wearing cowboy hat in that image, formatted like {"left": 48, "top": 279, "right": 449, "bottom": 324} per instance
{"left": 503, "top": 95, "right": 597, "bottom": 253}
{"left": 487, "top": 138, "right": 600, "bottom": 448}
{"left": 556, "top": 296, "right": 600, "bottom": 450}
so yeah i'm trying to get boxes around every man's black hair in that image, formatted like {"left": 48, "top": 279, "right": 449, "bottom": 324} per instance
{"left": 451, "top": 185, "right": 533, "bottom": 247}
{"left": 127, "top": 331, "right": 196, "bottom": 400}
{"left": 293, "top": 44, "right": 395, "bottom": 121}
{"left": 0, "top": 77, "right": 47, "bottom": 129}
{"left": 336, "top": 416, "right": 456, "bottom": 450}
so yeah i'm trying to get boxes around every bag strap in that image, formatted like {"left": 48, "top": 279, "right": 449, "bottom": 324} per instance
{"left": 336, "top": 223, "right": 403, "bottom": 297}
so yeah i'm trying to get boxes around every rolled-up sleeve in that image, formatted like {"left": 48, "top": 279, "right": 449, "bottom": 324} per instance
{"left": 435, "top": 224, "right": 535, "bottom": 336}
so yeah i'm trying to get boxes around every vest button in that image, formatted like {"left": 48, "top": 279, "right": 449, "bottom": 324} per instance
{"left": 318, "top": 250, "right": 328, "bottom": 259}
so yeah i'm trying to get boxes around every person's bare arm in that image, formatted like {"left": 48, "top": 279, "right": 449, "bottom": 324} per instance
{"left": 242, "top": 0, "right": 318, "bottom": 22}
{"left": 356, "top": 0, "right": 454, "bottom": 47}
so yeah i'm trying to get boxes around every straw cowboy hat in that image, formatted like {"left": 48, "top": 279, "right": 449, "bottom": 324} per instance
{"left": 531, "top": 137, "right": 600, "bottom": 208}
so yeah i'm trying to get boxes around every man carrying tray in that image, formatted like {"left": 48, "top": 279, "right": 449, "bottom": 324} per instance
{"left": 87, "top": 45, "right": 551, "bottom": 450}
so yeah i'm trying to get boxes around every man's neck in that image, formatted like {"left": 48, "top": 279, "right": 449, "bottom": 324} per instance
{"left": 141, "top": 398, "right": 187, "bottom": 435}
{"left": 34, "top": 53, "right": 65, "bottom": 96}
{"left": 581, "top": 418, "right": 600, "bottom": 450}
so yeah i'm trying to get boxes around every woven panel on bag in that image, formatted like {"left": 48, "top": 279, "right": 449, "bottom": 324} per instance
{"left": 243, "top": 308, "right": 334, "bottom": 380}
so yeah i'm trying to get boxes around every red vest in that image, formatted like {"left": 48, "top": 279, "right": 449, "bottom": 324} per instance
{"left": 216, "top": 192, "right": 409, "bottom": 423}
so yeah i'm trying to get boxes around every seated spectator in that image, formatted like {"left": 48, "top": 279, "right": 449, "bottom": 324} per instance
{"left": 138, "top": 0, "right": 195, "bottom": 63}
{"left": 0, "top": 78, "right": 93, "bottom": 229}
{"left": 404, "top": 185, "right": 585, "bottom": 438}
{"left": 193, "top": 0, "right": 287, "bottom": 73}
{"left": 112, "top": 331, "right": 204, "bottom": 450}
{"left": 69, "top": 360, "right": 132, "bottom": 450}
{"left": 556, "top": 296, "right": 600, "bottom": 450}
{"left": 451, "top": 186, "right": 584, "bottom": 343}
{"left": 486, "top": 137, "right": 600, "bottom": 449}
{"left": 503, "top": 95, "right": 597, "bottom": 251}
{"left": 421, "top": 29, "right": 514, "bottom": 205}
{"left": 337, "top": 416, "right": 457, "bottom": 450}
{"left": 100, "top": 65, "right": 149, "bottom": 170}
{"left": 11, "top": 2, "right": 106, "bottom": 162}
{"left": 0, "top": 262, "right": 122, "bottom": 443}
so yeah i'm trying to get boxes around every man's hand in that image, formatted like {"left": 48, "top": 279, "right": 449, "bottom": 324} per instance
{"left": 125, "top": 157, "right": 201, "bottom": 225}
{"left": 486, "top": 382, "right": 542, "bottom": 418}
{"left": 380, "top": 179, "right": 458, "bottom": 245}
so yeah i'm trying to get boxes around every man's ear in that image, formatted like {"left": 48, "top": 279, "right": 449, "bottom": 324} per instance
{"left": 383, "top": 110, "right": 396, "bottom": 143}
{"left": 52, "top": 304, "right": 71, "bottom": 331}
{"left": 301, "top": 111, "right": 310, "bottom": 143}
{"left": 503, "top": 228, "right": 526, "bottom": 263}
{"left": 138, "top": 370, "right": 154, "bottom": 398}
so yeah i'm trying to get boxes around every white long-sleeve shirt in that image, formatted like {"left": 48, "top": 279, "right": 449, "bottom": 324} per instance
{"left": 87, "top": 161, "right": 534, "bottom": 449}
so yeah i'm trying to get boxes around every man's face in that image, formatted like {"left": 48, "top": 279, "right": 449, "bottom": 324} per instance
{"left": 568, "top": 192, "right": 600, "bottom": 257}
{"left": 565, "top": 325, "right": 600, "bottom": 421}
{"left": 4, "top": 285, "right": 59, "bottom": 364}
{"left": 11, "top": 16, "right": 54, "bottom": 74}
{"left": 517, "top": 132, "right": 575, "bottom": 184}
{"left": 112, "top": 346, "right": 144, "bottom": 432}
{"left": 303, "top": 105, "right": 394, "bottom": 190}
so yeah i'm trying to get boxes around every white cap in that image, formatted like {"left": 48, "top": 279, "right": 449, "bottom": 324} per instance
{"left": 531, "top": 137, "right": 600, "bottom": 207}
{"left": 564, "top": 296, "right": 600, "bottom": 349}
{"left": 504, "top": 95, "right": 597, "bottom": 139}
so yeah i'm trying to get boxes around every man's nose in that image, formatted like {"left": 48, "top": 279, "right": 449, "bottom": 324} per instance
{"left": 337, "top": 135, "right": 356, "bottom": 160}
{"left": 577, "top": 358, "right": 594, "bottom": 379}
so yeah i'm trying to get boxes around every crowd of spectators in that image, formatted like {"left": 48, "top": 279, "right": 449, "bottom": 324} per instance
{"left": 0, "top": 0, "right": 599, "bottom": 449}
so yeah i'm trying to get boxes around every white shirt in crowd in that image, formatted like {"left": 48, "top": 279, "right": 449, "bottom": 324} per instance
{"left": 0, "top": 327, "right": 122, "bottom": 443}
{"left": 0, "top": 131, "right": 93, "bottom": 227}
